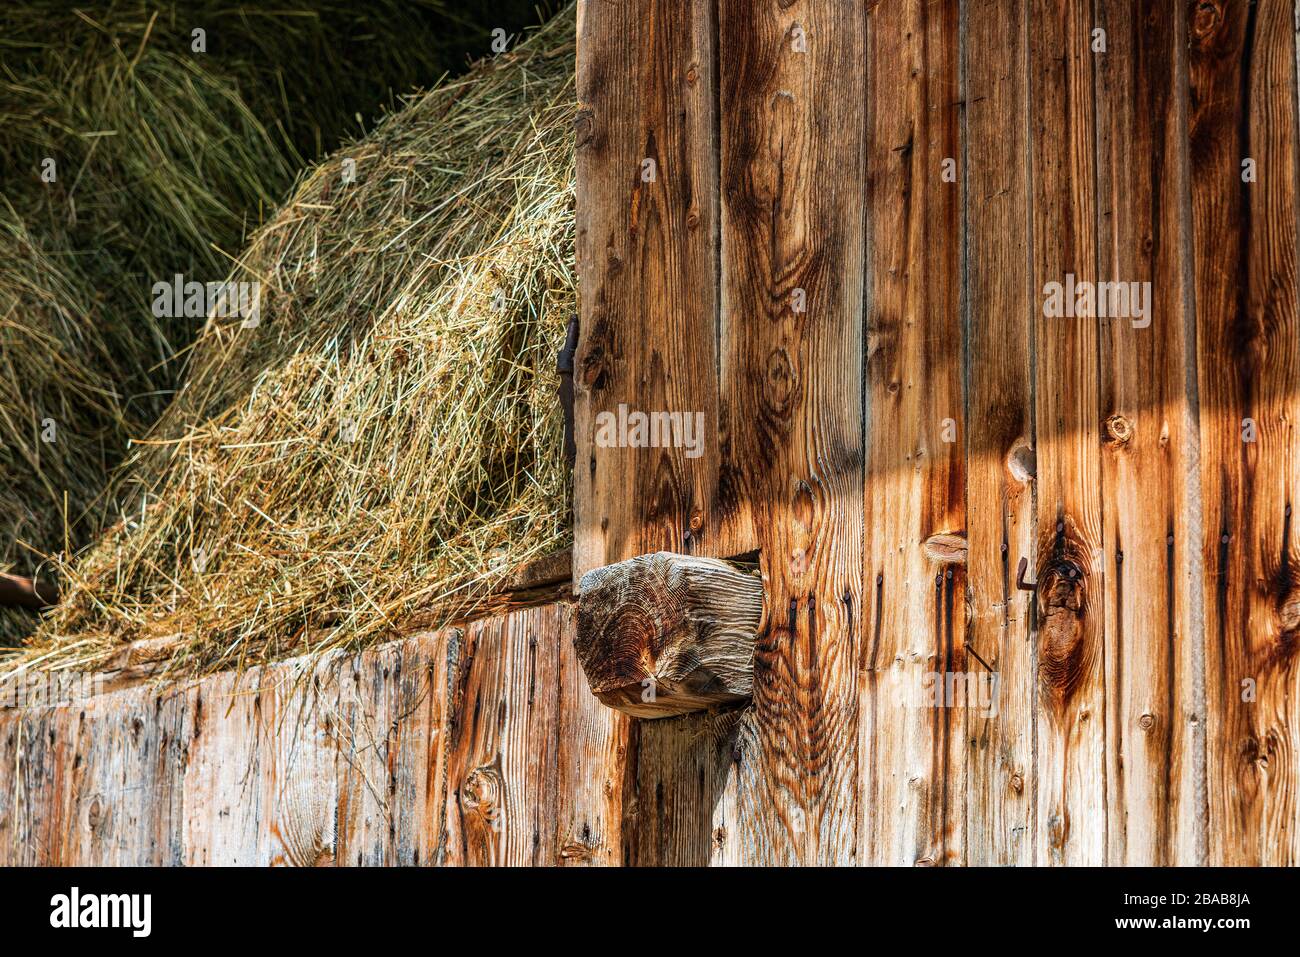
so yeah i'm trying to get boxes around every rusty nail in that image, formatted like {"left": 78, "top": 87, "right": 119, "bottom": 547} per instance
{"left": 1015, "top": 556, "right": 1037, "bottom": 591}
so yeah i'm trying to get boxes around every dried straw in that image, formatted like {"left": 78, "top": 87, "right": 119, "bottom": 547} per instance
{"left": 6, "top": 9, "right": 577, "bottom": 677}
{"left": 0, "top": 1, "right": 550, "bottom": 645}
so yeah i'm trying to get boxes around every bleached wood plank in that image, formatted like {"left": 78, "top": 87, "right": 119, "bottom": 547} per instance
{"left": 335, "top": 632, "right": 453, "bottom": 866}
{"left": 181, "top": 656, "right": 341, "bottom": 866}
{"left": 861, "top": 0, "right": 968, "bottom": 866}
{"left": 63, "top": 684, "right": 188, "bottom": 866}
{"left": 963, "top": 0, "right": 1036, "bottom": 867}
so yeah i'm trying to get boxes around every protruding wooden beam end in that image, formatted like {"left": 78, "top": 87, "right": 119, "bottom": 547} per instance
{"left": 575, "top": 552, "right": 762, "bottom": 719}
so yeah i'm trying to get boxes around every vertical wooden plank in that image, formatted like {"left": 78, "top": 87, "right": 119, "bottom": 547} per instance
{"left": 181, "top": 672, "right": 266, "bottom": 864}
{"left": 4, "top": 705, "right": 74, "bottom": 865}
{"left": 554, "top": 604, "right": 632, "bottom": 866}
{"left": 442, "top": 604, "right": 563, "bottom": 865}
{"left": 574, "top": 0, "right": 737, "bottom": 578}
{"left": 624, "top": 711, "right": 741, "bottom": 866}
{"left": 182, "top": 658, "right": 341, "bottom": 866}
{"left": 717, "top": 0, "right": 865, "bottom": 864}
{"left": 63, "top": 685, "right": 189, "bottom": 866}
{"left": 1189, "top": 0, "right": 1300, "bottom": 866}
{"left": 862, "top": 0, "right": 967, "bottom": 866}
{"left": 1028, "top": 0, "right": 1108, "bottom": 866}
{"left": 1092, "top": 0, "right": 1203, "bottom": 866}
{"left": 963, "top": 0, "right": 1037, "bottom": 866}
{"left": 335, "top": 632, "right": 451, "bottom": 867}
{"left": 0, "top": 707, "right": 14, "bottom": 863}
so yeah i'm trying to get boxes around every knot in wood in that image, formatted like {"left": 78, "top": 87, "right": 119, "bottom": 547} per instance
{"left": 1037, "top": 553, "right": 1095, "bottom": 712}
{"left": 1006, "top": 440, "right": 1036, "bottom": 484}
{"left": 462, "top": 764, "right": 505, "bottom": 818}
{"left": 574, "top": 108, "right": 594, "bottom": 150}
{"left": 1104, "top": 413, "right": 1134, "bottom": 446}
{"left": 762, "top": 348, "right": 797, "bottom": 417}
{"left": 1190, "top": 1, "right": 1224, "bottom": 42}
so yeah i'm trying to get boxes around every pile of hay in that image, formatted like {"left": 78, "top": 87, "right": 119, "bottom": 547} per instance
{"left": 10, "top": 9, "right": 576, "bottom": 677}
{"left": 0, "top": 2, "right": 542, "bottom": 162}
{"left": 0, "top": 32, "right": 292, "bottom": 644}
{"left": 0, "top": 1, "right": 546, "bottom": 644}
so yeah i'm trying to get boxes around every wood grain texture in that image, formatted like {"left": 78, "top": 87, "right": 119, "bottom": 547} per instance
{"left": 624, "top": 709, "right": 741, "bottom": 865}
{"left": 1028, "top": 0, "right": 1108, "bottom": 866}
{"left": 717, "top": 0, "right": 865, "bottom": 865}
{"left": 574, "top": 0, "right": 739, "bottom": 579}
{"left": 555, "top": 604, "right": 632, "bottom": 865}
{"left": 1, "top": 602, "right": 625, "bottom": 867}
{"left": 335, "top": 634, "right": 450, "bottom": 866}
{"left": 0, "top": 707, "right": 12, "bottom": 863}
{"left": 1188, "top": 0, "right": 1300, "bottom": 866}
{"left": 2, "top": 704, "right": 75, "bottom": 864}
{"left": 439, "top": 601, "right": 631, "bottom": 865}
{"left": 576, "top": 552, "right": 761, "bottom": 717}
{"left": 862, "top": 0, "right": 967, "bottom": 867}
{"left": 1093, "top": 0, "right": 1203, "bottom": 866}
{"left": 63, "top": 685, "right": 189, "bottom": 866}
{"left": 182, "top": 657, "right": 341, "bottom": 866}
{"left": 963, "top": 0, "right": 1036, "bottom": 867}
{"left": 441, "top": 606, "right": 562, "bottom": 865}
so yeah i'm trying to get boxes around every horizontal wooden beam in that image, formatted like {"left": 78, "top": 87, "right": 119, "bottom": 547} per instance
{"left": 0, "top": 573, "right": 57, "bottom": 610}
{"left": 575, "top": 552, "right": 762, "bottom": 718}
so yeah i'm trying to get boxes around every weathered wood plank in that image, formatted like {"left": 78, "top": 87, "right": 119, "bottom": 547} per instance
{"left": 63, "top": 685, "right": 189, "bottom": 866}
{"left": 624, "top": 709, "right": 741, "bottom": 865}
{"left": 1188, "top": 0, "right": 1300, "bottom": 866}
{"left": 576, "top": 552, "right": 762, "bottom": 717}
{"left": 181, "top": 657, "right": 341, "bottom": 866}
{"left": 2, "top": 705, "right": 74, "bottom": 864}
{"left": 1028, "top": 0, "right": 1108, "bottom": 866}
{"left": 0, "top": 704, "right": 39, "bottom": 865}
{"left": 441, "top": 604, "right": 564, "bottom": 865}
{"left": 554, "top": 602, "right": 632, "bottom": 865}
{"left": 335, "top": 632, "right": 452, "bottom": 866}
{"left": 963, "top": 0, "right": 1036, "bottom": 867}
{"left": 2, "top": 602, "right": 625, "bottom": 867}
{"left": 574, "top": 0, "right": 735, "bottom": 579}
{"left": 717, "top": 0, "right": 865, "bottom": 864}
{"left": 862, "top": 0, "right": 967, "bottom": 867}
{"left": 1093, "top": 0, "right": 1204, "bottom": 866}
{"left": 0, "top": 706, "right": 13, "bottom": 863}
{"left": 21, "top": 706, "right": 71, "bottom": 868}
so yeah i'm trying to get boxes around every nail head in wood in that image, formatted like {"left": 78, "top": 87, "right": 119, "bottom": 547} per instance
{"left": 575, "top": 552, "right": 762, "bottom": 718}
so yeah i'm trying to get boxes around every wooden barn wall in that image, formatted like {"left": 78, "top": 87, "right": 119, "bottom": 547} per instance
{"left": 2, "top": 0, "right": 1298, "bottom": 869}
{"left": 574, "top": 0, "right": 1300, "bottom": 865}
{"left": 0, "top": 603, "right": 631, "bottom": 866}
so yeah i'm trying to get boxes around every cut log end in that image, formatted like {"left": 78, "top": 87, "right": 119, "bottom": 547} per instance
{"left": 575, "top": 552, "right": 762, "bottom": 719}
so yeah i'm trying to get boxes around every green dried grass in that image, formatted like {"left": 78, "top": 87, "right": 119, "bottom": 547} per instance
{"left": 0, "top": 2, "right": 545, "bottom": 163}
{"left": 0, "top": 1, "right": 550, "bottom": 645}
{"left": 0, "top": 34, "right": 292, "bottom": 643}
{"left": 6, "top": 11, "right": 577, "bottom": 677}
